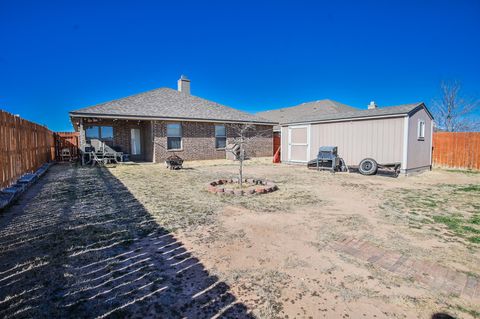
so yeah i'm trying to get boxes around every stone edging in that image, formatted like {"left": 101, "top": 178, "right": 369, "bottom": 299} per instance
{"left": 0, "top": 163, "right": 53, "bottom": 210}
{"left": 206, "top": 178, "right": 278, "bottom": 196}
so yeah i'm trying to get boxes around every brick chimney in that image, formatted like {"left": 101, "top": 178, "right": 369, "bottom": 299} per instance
{"left": 368, "top": 101, "right": 377, "bottom": 109}
{"left": 177, "top": 75, "right": 191, "bottom": 95}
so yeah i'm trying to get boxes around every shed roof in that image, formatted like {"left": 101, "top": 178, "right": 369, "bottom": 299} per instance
{"left": 258, "top": 100, "right": 431, "bottom": 126}
{"left": 70, "top": 87, "right": 275, "bottom": 125}
{"left": 257, "top": 99, "right": 357, "bottom": 131}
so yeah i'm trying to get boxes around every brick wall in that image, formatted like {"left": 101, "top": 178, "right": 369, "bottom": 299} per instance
{"left": 76, "top": 118, "right": 153, "bottom": 161}
{"left": 153, "top": 121, "right": 273, "bottom": 162}
{"left": 238, "top": 124, "right": 273, "bottom": 158}
{"left": 74, "top": 118, "right": 273, "bottom": 163}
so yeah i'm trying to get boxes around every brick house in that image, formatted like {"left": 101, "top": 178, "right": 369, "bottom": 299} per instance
{"left": 69, "top": 76, "right": 275, "bottom": 162}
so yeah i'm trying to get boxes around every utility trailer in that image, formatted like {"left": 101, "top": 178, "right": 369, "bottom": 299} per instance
{"left": 357, "top": 158, "right": 401, "bottom": 177}
{"left": 308, "top": 146, "right": 401, "bottom": 177}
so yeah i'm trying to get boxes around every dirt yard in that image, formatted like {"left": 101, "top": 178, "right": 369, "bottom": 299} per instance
{"left": 0, "top": 159, "right": 479, "bottom": 318}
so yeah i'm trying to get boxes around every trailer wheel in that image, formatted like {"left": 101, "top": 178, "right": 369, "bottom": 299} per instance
{"left": 358, "top": 158, "right": 378, "bottom": 175}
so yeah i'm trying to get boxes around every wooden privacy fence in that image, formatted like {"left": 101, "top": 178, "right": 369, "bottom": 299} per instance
{"left": 432, "top": 132, "right": 480, "bottom": 170}
{"left": 0, "top": 110, "right": 55, "bottom": 189}
{"left": 54, "top": 132, "right": 79, "bottom": 160}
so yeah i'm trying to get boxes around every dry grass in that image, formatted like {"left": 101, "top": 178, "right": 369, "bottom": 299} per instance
{"left": 381, "top": 183, "right": 480, "bottom": 245}
{"left": 108, "top": 159, "right": 480, "bottom": 318}
{"left": 108, "top": 158, "right": 324, "bottom": 231}
{"left": 1, "top": 159, "right": 480, "bottom": 318}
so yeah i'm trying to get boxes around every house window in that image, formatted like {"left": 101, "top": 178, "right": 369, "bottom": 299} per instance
{"left": 86, "top": 126, "right": 113, "bottom": 141}
{"left": 215, "top": 124, "right": 226, "bottom": 149}
{"left": 101, "top": 126, "right": 113, "bottom": 140}
{"left": 418, "top": 120, "right": 425, "bottom": 140}
{"left": 167, "top": 123, "right": 182, "bottom": 150}
{"left": 86, "top": 126, "right": 99, "bottom": 139}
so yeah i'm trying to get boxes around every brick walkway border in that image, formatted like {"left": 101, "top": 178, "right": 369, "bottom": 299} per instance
{"left": 332, "top": 237, "right": 479, "bottom": 300}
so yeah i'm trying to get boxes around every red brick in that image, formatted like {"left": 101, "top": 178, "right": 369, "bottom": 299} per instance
{"left": 153, "top": 121, "right": 273, "bottom": 162}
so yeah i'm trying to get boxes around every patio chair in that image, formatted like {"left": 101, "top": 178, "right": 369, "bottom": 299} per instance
{"left": 80, "top": 145, "right": 95, "bottom": 165}
{"left": 90, "top": 139, "right": 126, "bottom": 163}
{"left": 60, "top": 148, "right": 71, "bottom": 162}
{"left": 90, "top": 151, "right": 108, "bottom": 166}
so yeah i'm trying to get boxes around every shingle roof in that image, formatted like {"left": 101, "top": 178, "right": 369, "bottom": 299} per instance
{"left": 70, "top": 87, "right": 275, "bottom": 125}
{"left": 283, "top": 102, "right": 426, "bottom": 124}
{"left": 257, "top": 100, "right": 429, "bottom": 126}
{"left": 257, "top": 99, "right": 358, "bottom": 130}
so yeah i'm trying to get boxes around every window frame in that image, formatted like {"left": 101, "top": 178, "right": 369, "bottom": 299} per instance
{"left": 85, "top": 125, "right": 113, "bottom": 141}
{"left": 215, "top": 124, "right": 227, "bottom": 150}
{"left": 166, "top": 123, "right": 183, "bottom": 151}
{"left": 85, "top": 126, "right": 100, "bottom": 140}
{"left": 417, "top": 119, "right": 425, "bottom": 141}
{"left": 100, "top": 126, "right": 113, "bottom": 141}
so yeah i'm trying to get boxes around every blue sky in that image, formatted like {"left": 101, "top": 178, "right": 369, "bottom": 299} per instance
{"left": 1, "top": 0, "right": 479, "bottom": 131}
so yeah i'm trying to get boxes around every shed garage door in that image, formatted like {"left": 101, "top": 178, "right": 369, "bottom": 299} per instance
{"left": 288, "top": 125, "right": 309, "bottom": 162}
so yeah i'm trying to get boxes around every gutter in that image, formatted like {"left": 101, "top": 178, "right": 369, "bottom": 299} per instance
{"left": 69, "top": 112, "right": 276, "bottom": 126}
{"left": 280, "top": 113, "right": 409, "bottom": 126}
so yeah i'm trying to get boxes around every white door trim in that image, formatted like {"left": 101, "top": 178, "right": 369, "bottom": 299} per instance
{"left": 287, "top": 125, "right": 310, "bottom": 163}
{"left": 131, "top": 128, "right": 142, "bottom": 155}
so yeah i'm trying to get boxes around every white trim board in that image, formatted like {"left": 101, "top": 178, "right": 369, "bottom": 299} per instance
{"left": 282, "top": 113, "right": 407, "bottom": 126}
{"left": 402, "top": 116, "right": 409, "bottom": 170}
{"left": 287, "top": 125, "right": 310, "bottom": 163}
{"left": 429, "top": 120, "right": 433, "bottom": 166}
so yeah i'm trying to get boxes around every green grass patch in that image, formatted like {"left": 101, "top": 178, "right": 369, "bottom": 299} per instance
{"left": 462, "top": 225, "right": 480, "bottom": 234}
{"left": 420, "top": 198, "right": 438, "bottom": 207}
{"left": 446, "top": 169, "right": 480, "bottom": 175}
{"left": 456, "top": 184, "right": 480, "bottom": 193}
{"left": 381, "top": 183, "right": 480, "bottom": 246}
{"left": 420, "top": 218, "right": 433, "bottom": 224}
{"left": 470, "top": 214, "right": 480, "bottom": 225}
{"left": 467, "top": 236, "right": 480, "bottom": 244}
{"left": 432, "top": 215, "right": 463, "bottom": 232}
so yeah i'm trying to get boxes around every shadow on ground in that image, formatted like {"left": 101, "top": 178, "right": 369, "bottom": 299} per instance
{"left": 0, "top": 164, "right": 252, "bottom": 318}
{"left": 348, "top": 166, "right": 400, "bottom": 178}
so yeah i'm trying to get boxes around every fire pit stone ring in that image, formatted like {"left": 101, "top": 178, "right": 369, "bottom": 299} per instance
{"left": 206, "top": 179, "right": 278, "bottom": 196}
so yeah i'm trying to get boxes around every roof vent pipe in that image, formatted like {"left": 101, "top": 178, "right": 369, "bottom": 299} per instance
{"left": 178, "top": 75, "right": 191, "bottom": 95}
{"left": 368, "top": 101, "right": 377, "bottom": 109}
